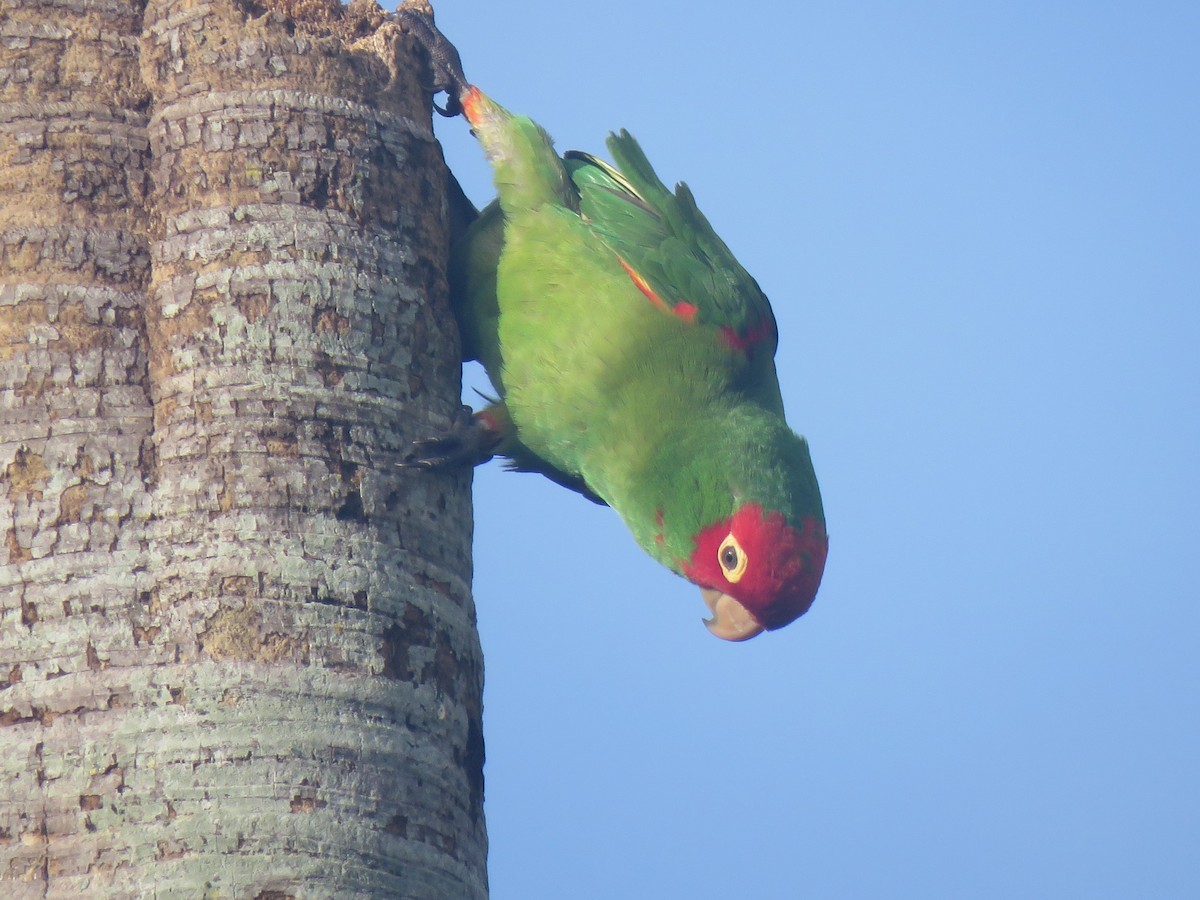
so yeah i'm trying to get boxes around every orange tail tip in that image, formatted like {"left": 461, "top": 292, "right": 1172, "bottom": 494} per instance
{"left": 461, "top": 86, "right": 486, "bottom": 126}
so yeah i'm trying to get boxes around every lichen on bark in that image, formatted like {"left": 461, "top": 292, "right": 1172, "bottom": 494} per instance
{"left": 1, "top": 0, "right": 486, "bottom": 895}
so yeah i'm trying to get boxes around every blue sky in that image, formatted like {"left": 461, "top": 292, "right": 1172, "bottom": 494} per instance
{"left": 424, "top": 2, "right": 1199, "bottom": 896}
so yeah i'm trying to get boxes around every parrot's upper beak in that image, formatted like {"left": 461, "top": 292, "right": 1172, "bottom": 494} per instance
{"left": 701, "top": 588, "right": 765, "bottom": 641}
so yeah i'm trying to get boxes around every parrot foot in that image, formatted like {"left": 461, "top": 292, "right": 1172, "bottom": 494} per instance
{"left": 393, "top": 2, "right": 470, "bottom": 117}
{"left": 400, "top": 405, "right": 501, "bottom": 470}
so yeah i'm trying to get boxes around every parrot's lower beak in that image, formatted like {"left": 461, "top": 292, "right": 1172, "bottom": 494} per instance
{"left": 701, "top": 589, "right": 765, "bottom": 642}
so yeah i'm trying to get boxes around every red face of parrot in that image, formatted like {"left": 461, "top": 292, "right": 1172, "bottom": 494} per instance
{"left": 684, "top": 504, "right": 828, "bottom": 641}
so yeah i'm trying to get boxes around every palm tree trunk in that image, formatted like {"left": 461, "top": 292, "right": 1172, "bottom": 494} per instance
{"left": 1, "top": 0, "right": 486, "bottom": 895}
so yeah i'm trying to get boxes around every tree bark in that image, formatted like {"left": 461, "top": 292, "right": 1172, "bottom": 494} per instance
{"left": 0, "top": 0, "right": 486, "bottom": 895}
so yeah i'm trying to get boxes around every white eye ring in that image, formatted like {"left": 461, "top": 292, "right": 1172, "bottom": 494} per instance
{"left": 717, "top": 533, "right": 748, "bottom": 584}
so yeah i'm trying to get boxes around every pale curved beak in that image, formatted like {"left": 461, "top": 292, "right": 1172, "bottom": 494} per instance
{"left": 701, "top": 588, "right": 765, "bottom": 642}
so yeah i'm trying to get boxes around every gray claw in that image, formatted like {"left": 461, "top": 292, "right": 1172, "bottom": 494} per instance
{"left": 393, "top": 3, "right": 470, "bottom": 115}
{"left": 400, "top": 406, "right": 498, "bottom": 470}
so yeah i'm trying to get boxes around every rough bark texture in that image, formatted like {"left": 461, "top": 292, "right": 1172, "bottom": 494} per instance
{"left": 0, "top": 0, "right": 486, "bottom": 896}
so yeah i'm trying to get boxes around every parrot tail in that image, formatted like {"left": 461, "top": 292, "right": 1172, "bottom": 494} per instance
{"left": 395, "top": 4, "right": 576, "bottom": 215}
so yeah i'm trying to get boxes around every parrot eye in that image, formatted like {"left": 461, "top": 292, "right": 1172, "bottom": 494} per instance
{"left": 717, "top": 533, "right": 748, "bottom": 583}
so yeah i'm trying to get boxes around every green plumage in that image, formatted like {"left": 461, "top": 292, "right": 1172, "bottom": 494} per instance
{"left": 447, "top": 87, "right": 826, "bottom": 633}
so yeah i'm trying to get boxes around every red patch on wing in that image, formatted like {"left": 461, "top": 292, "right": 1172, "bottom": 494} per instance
{"left": 719, "top": 316, "right": 776, "bottom": 354}
{"left": 618, "top": 257, "right": 697, "bottom": 323}
{"left": 684, "top": 504, "right": 828, "bottom": 631}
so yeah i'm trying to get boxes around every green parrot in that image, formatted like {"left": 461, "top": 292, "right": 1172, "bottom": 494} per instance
{"left": 398, "top": 6, "right": 827, "bottom": 640}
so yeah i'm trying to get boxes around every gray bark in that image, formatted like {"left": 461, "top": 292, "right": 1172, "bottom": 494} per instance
{"left": 0, "top": 0, "right": 486, "bottom": 895}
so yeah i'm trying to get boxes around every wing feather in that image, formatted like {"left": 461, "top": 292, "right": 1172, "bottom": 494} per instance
{"left": 564, "top": 134, "right": 777, "bottom": 358}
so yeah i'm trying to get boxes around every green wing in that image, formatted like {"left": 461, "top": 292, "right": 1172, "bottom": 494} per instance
{"left": 564, "top": 131, "right": 778, "bottom": 358}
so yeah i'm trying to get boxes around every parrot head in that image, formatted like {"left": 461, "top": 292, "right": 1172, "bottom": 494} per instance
{"left": 614, "top": 408, "right": 827, "bottom": 642}
{"left": 684, "top": 504, "right": 828, "bottom": 641}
